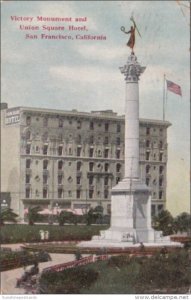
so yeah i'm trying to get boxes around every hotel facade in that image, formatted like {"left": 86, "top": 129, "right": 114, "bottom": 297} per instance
{"left": 1, "top": 103, "right": 170, "bottom": 220}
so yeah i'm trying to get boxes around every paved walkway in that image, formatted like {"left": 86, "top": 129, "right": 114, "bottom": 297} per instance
{"left": 1, "top": 244, "right": 84, "bottom": 294}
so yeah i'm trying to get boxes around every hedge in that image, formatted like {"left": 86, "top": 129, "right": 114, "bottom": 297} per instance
{"left": 0, "top": 224, "right": 108, "bottom": 244}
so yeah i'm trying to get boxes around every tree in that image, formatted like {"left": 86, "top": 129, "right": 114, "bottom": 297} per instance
{"left": 152, "top": 210, "right": 175, "bottom": 235}
{"left": 27, "top": 206, "right": 42, "bottom": 225}
{"left": 174, "top": 212, "right": 191, "bottom": 234}
{"left": 0, "top": 208, "right": 18, "bottom": 225}
{"left": 86, "top": 205, "right": 104, "bottom": 225}
{"left": 58, "top": 211, "right": 74, "bottom": 226}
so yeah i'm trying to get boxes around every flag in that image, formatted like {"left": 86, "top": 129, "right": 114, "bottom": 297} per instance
{"left": 166, "top": 79, "right": 182, "bottom": 96}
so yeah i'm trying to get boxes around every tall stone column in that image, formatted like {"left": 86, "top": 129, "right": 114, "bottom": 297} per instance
{"left": 120, "top": 53, "right": 146, "bottom": 180}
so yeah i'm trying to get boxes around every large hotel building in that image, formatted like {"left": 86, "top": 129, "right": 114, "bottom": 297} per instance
{"left": 1, "top": 103, "right": 171, "bottom": 220}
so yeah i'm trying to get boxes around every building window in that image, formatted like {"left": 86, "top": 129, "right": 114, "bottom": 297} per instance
{"left": 68, "top": 176, "right": 73, "bottom": 183}
{"left": 68, "top": 191, "right": 72, "bottom": 197}
{"left": 58, "top": 146, "right": 63, "bottom": 156}
{"left": 146, "top": 127, "right": 150, "bottom": 135}
{"left": 58, "top": 160, "right": 63, "bottom": 170}
{"left": 159, "top": 166, "right": 164, "bottom": 174}
{"left": 104, "top": 177, "right": 109, "bottom": 186}
{"left": 25, "top": 174, "right": 30, "bottom": 184}
{"left": 146, "top": 140, "right": 150, "bottom": 147}
{"left": 76, "top": 176, "right": 81, "bottom": 185}
{"left": 159, "top": 141, "right": 163, "bottom": 149}
{"left": 159, "top": 178, "right": 163, "bottom": 187}
{"left": 89, "top": 162, "right": 94, "bottom": 172}
{"left": 104, "top": 189, "right": 109, "bottom": 199}
{"left": 68, "top": 148, "right": 72, "bottom": 155}
{"left": 77, "top": 146, "right": 81, "bottom": 157}
{"left": 89, "top": 176, "right": 93, "bottom": 185}
{"left": 43, "top": 117, "right": 48, "bottom": 127}
{"left": 58, "top": 118, "right": 63, "bottom": 128}
{"left": 77, "top": 135, "right": 81, "bottom": 144}
{"left": 159, "top": 153, "right": 163, "bottom": 161}
{"left": 43, "top": 188, "right": 48, "bottom": 198}
{"left": 117, "top": 124, "right": 121, "bottom": 133}
{"left": 146, "top": 177, "right": 150, "bottom": 186}
{"left": 42, "top": 132, "right": 48, "bottom": 141}
{"left": 26, "top": 144, "right": 31, "bottom": 154}
{"left": 26, "top": 116, "right": 31, "bottom": 126}
{"left": 77, "top": 161, "right": 82, "bottom": 171}
{"left": 77, "top": 120, "right": 81, "bottom": 129}
{"left": 26, "top": 159, "right": 31, "bottom": 169}
{"left": 105, "top": 163, "right": 109, "bottom": 172}
{"left": 77, "top": 189, "right": 81, "bottom": 199}
{"left": 89, "top": 135, "right": 94, "bottom": 144}
{"left": 146, "top": 152, "right": 150, "bottom": 161}
{"left": 146, "top": 165, "right": 150, "bottom": 174}
{"left": 26, "top": 131, "right": 31, "bottom": 140}
{"left": 58, "top": 188, "right": 63, "bottom": 198}
{"left": 89, "top": 189, "right": 94, "bottom": 199}
{"left": 58, "top": 175, "right": 63, "bottom": 184}
{"left": 35, "top": 146, "right": 39, "bottom": 153}
{"left": 90, "top": 121, "right": 94, "bottom": 130}
{"left": 104, "top": 149, "right": 109, "bottom": 158}
{"left": 43, "top": 145, "right": 48, "bottom": 155}
{"left": 116, "top": 137, "right": 120, "bottom": 145}
{"left": 43, "top": 174, "right": 48, "bottom": 184}
{"left": 98, "top": 150, "right": 102, "bottom": 157}
{"left": 43, "top": 160, "right": 48, "bottom": 170}
{"left": 159, "top": 191, "right": 163, "bottom": 199}
{"left": 105, "top": 123, "right": 109, "bottom": 132}
{"left": 116, "top": 149, "right": 120, "bottom": 159}
{"left": 116, "top": 163, "right": 121, "bottom": 173}
{"left": 25, "top": 188, "right": 30, "bottom": 198}
{"left": 89, "top": 148, "right": 94, "bottom": 158}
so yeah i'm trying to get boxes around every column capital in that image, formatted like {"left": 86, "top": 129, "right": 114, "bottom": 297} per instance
{"left": 119, "top": 53, "right": 146, "bottom": 82}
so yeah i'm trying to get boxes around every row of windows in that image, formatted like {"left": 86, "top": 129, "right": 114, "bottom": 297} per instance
{"left": 146, "top": 165, "right": 164, "bottom": 174}
{"left": 25, "top": 188, "right": 163, "bottom": 200}
{"left": 145, "top": 140, "right": 164, "bottom": 149}
{"left": 145, "top": 152, "right": 163, "bottom": 161}
{"left": 26, "top": 116, "right": 121, "bottom": 132}
{"left": 146, "top": 177, "right": 164, "bottom": 187}
{"left": 25, "top": 131, "right": 122, "bottom": 146}
{"left": 25, "top": 144, "right": 121, "bottom": 158}
{"left": 26, "top": 159, "right": 122, "bottom": 172}
{"left": 25, "top": 188, "right": 110, "bottom": 199}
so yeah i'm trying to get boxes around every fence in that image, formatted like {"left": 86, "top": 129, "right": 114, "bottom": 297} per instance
{"left": 42, "top": 254, "right": 109, "bottom": 274}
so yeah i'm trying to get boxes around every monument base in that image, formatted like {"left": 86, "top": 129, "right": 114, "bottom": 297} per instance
{"left": 78, "top": 178, "right": 182, "bottom": 249}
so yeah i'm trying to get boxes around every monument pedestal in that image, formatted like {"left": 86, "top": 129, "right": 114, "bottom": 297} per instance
{"left": 78, "top": 178, "right": 181, "bottom": 248}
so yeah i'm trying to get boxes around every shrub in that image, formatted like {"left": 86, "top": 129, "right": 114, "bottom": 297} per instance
{"left": 39, "top": 267, "right": 99, "bottom": 294}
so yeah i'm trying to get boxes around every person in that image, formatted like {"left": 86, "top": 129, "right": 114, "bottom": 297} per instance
{"left": 139, "top": 242, "right": 145, "bottom": 252}
{"left": 29, "top": 262, "right": 39, "bottom": 276}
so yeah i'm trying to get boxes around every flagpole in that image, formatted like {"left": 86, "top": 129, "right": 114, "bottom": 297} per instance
{"left": 163, "top": 74, "right": 166, "bottom": 121}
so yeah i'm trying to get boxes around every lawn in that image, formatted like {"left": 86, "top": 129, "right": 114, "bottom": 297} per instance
{"left": 39, "top": 250, "right": 191, "bottom": 294}
{"left": 0, "top": 224, "right": 108, "bottom": 244}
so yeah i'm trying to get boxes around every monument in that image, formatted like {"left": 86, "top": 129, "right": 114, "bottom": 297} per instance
{"left": 79, "top": 19, "right": 181, "bottom": 248}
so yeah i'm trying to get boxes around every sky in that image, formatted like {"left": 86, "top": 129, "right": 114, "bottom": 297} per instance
{"left": 1, "top": 0, "right": 190, "bottom": 216}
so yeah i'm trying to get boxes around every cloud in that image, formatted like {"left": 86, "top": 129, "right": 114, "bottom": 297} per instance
{"left": 75, "top": 44, "right": 127, "bottom": 62}
{"left": 49, "top": 64, "right": 121, "bottom": 84}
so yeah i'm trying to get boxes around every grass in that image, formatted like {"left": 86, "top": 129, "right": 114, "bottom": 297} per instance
{"left": 0, "top": 224, "right": 108, "bottom": 244}
{"left": 39, "top": 250, "right": 191, "bottom": 294}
